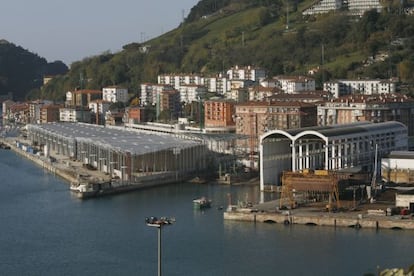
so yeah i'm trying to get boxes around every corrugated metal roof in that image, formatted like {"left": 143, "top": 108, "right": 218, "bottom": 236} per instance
{"left": 28, "top": 122, "right": 200, "bottom": 155}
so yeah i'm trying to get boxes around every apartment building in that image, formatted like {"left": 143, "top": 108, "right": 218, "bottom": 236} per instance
{"left": 66, "top": 90, "right": 102, "bottom": 107}
{"left": 302, "top": 0, "right": 382, "bottom": 16}
{"left": 159, "top": 90, "right": 181, "bottom": 119}
{"left": 204, "top": 99, "right": 236, "bottom": 131}
{"left": 248, "top": 86, "right": 282, "bottom": 102}
{"left": 203, "top": 74, "right": 231, "bottom": 94}
{"left": 274, "top": 76, "right": 316, "bottom": 94}
{"left": 323, "top": 79, "right": 397, "bottom": 98}
{"left": 235, "top": 101, "right": 317, "bottom": 152}
{"left": 178, "top": 85, "right": 207, "bottom": 104}
{"left": 89, "top": 100, "right": 111, "bottom": 125}
{"left": 39, "top": 104, "right": 60, "bottom": 123}
{"left": 123, "top": 106, "right": 146, "bottom": 124}
{"left": 347, "top": 0, "right": 383, "bottom": 16}
{"left": 59, "top": 107, "right": 91, "bottom": 123}
{"left": 102, "top": 86, "right": 129, "bottom": 103}
{"left": 140, "top": 83, "right": 175, "bottom": 106}
{"left": 157, "top": 73, "right": 204, "bottom": 90}
{"left": 226, "top": 65, "right": 266, "bottom": 82}
{"left": 28, "top": 100, "right": 54, "bottom": 124}
{"left": 317, "top": 94, "right": 414, "bottom": 136}
{"left": 4, "top": 102, "right": 29, "bottom": 124}
{"left": 303, "top": 0, "right": 343, "bottom": 15}
{"left": 266, "top": 91, "right": 331, "bottom": 103}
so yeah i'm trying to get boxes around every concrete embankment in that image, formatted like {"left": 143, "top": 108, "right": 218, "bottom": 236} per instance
{"left": 224, "top": 209, "right": 414, "bottom": 230}
{"left": 2, "top": 138, "right": 78, "bottom": 184}
{"left": 2, "top": 138, "right": 193, "bottom": 197}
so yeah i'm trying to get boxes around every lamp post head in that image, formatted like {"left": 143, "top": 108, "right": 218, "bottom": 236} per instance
{"left": 145, "top": 216, "right": 175, "bottom": 227}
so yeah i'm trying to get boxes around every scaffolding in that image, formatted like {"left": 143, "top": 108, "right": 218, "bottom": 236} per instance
{"left": 280, "top": 170, "right": 340, "bottom": 211}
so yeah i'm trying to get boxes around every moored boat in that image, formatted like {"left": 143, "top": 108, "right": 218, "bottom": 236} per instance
{"left": 145, "top": 216, "right": 175, "bottom": 226}
{"left": 0, "top": 142, "right": 11, "bottom": 149}
{"left": 193, "top": 197, "right": 212, "bottom": 209}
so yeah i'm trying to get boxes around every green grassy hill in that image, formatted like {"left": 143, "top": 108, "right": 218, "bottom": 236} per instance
{"left": 39, "top": 0, "right": 414, "bottom": 100}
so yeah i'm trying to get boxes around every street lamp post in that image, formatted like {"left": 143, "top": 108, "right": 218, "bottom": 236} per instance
{"left": 145, "top": 217, "right": 175, "bottom": 276}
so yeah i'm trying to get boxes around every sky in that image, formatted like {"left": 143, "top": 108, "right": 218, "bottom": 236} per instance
{"left": 0, "top": 0, "right": 200, "bottom": 66}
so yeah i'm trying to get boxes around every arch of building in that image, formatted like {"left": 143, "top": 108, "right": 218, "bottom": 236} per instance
{"left": 259, "top": 121, "right": 408, "bottom": 191}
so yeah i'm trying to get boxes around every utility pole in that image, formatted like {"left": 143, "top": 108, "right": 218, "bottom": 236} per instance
{"left": 321, "top": 44, "right": 325, "bottom": 86}
{"left": 79, "top": 73, "right": 84, "bottom": 123}
{"left": 285, "top": 0, "right": 289, "bottom": 30}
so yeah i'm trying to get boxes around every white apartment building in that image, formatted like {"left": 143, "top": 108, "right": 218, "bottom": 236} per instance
{"left": 179, "top": 85, "right": 207, "bottom": 103}
{"left": 226, "top": 65, "right": 266, "bottom": 82}
{"left": 303, "top": 0, "right": 342, "bottom": 15}
{"left": 302, "top": 0, "right": 382, "bottom": 16}
{"left": 89, "top": 100, "right": 111, "bottom": 115}
{"left": 323, "top": 79, "right": 397, "bottom": 98}
{"left": 140, "top": 83, "right": 175, "bottom": 106}
{"left": 204, "top": 74, "right": 231, "bottom": 94}
{"left": 59, "top": 108, "right": 90, "bottom": 123}
{"left": 248, "top": 86, "right": 281, "bottom": 101}
{"left": 102, "top": 86, "right": 129, "bottom": 103}
{"left": 157, "top": 74, "right": 204, "bottom": 90}
{"left": 348, "top": 0, "right": 382, "bottom": 16}
{"left": 274, "top": 76, "right": 316, "bottom": 94}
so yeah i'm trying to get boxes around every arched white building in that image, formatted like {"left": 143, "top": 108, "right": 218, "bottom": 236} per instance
{"left": 259, "top": 121, "right": 408, "bottom": 191}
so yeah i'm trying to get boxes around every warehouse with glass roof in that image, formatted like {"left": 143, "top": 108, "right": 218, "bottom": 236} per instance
{"left": 27, "top": 123, "right": 208, "bottom": 182}
{"left": 259, "top": 121, "right": 408, "bottom": 190}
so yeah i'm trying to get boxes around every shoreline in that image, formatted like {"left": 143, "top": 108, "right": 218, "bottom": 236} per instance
{"left": 0, "top": 137, "right": 190, "bottom": 198}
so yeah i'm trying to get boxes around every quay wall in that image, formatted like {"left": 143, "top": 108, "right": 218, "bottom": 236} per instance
{"left": 2, "top": 138, "right": 190, "bottom": 195}
{"left": 2, "top": 139, "right": 78, "bottom": 184}
{"left": 224, "top": 211, "right": 414, "bottom": 230}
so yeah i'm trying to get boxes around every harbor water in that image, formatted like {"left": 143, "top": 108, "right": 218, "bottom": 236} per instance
{"left": 1, "top": 150, "right": 413, "bottom": 276}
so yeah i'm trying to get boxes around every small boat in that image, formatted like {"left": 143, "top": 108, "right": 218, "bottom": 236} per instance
{"left": 193, "top": 197, "right": 212, "bottom": 209}
{"left": 145, "top": 216, "right": 175, "bottom": 227}
{"left": 0, "top": 142, "right": 11, "bottom": 150}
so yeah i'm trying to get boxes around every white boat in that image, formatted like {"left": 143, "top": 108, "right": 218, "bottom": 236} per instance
{"left": 193, "top": 197, "right": 212, "bottom": 209}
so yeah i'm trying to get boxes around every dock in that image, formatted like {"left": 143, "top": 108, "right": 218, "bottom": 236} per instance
{"left": 223, "top": 201, "right": 414, "bottom": 230}
{"left": 1, "top": 137, "right": 187, "bottom": 198}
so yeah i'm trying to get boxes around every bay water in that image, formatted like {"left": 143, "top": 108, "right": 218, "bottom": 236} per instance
{"left": 0, "top": 150, "right": 413, "bottom": 275}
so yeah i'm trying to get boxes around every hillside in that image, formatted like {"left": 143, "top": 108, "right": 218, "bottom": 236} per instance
{"left": 0, "top": 40, "right": 68, "bottom": 100}
{"left": 39, "top": 0, "right": 414, "bottom": 100}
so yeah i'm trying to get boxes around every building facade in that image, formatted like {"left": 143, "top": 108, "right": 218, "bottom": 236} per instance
{"left": 317, "top": 94, "right": 414, "bottom": 136}
{"left": 204, "top": 99, "right": 236, "bottom": 131}
{"left": 140, "top": 84, "right": 175, "bottom": 106}
{"left": 323, "top": 79, "right": 397, "bottom": 98}
{"left": 274, "top": 76, "right": 316, "bottom": 94}
{"left": 40, "top": 104, "right": 60, "bottom": 123}
{"left": 102, "top": 86, "right": 129, "bottom": 103}
{"left": 159, "top": 90, "right": 181, "bottom": 119}
{"left": 235, "top": 101, "right": 318, "bottom": 152}
{"left": 260, "top": 121, "right": 408, "bottom": 189}
{"left": 66, "top": 90, "right": 102, "bottom": 107}
{"left": 178, "top": 85, "right": 207, "bottom": 104}
{"left": 226, "top": 65, "right": 266, "bottom": 82}
{"left": 302, "top": 0, "right": 382, "bottom": 16}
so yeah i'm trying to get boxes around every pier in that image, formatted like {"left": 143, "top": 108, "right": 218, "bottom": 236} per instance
{"left": 224, "top": 202, "right": 414, "bottom": 230}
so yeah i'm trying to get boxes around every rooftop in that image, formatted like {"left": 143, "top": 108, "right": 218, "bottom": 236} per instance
{"left": 27, "top": 122, "right": 200, "bottom": 155}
